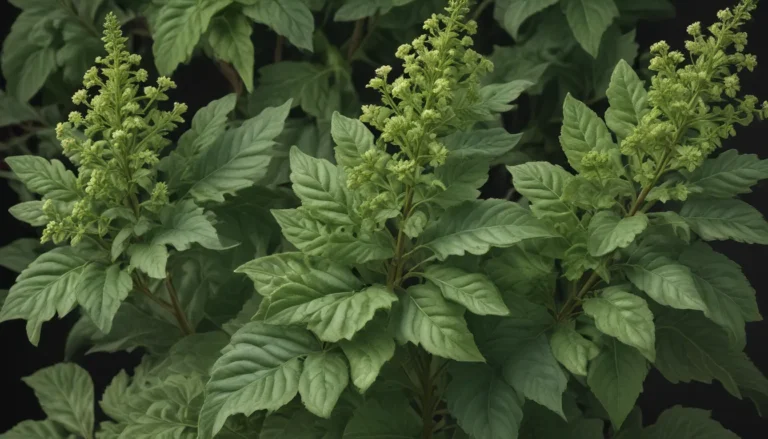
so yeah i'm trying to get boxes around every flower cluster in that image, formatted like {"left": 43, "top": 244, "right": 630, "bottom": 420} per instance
{"left": 44, "top": 13, "right": 187, "bottom": 244}
{"left": 620, "top": 0, "right": 766, "bottom": 189}
{"left": 345, "top": 0, "right": 492, "bottom": 229}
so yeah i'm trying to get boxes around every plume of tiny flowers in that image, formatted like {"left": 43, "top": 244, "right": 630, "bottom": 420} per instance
{"left": 620, "top": 0, "right": 766, "bottom": 190}
{"left": 46, "top": 12, "right": 187, "bottom": 245}
{"left": 347, "top": 0, "right": 493, "bottom": 229}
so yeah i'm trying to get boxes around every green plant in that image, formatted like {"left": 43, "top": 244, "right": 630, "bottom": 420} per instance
{"left": 2, "top": 0, "right": 768, "bottom": 438}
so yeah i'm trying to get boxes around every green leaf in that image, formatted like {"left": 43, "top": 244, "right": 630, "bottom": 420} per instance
{"left": 290, "top": 146, "right": 353, "bottom": 224}
{"left": 187, "top": 100, "right": 291, "bottom": 203}
{"left": 485, "top": 242, "right": 557, "bottom": 305}
{"left": 679, "top": 198, "right": 768, "bottom": 244}
{"left": 272, "top": 208, "right": 394, "bottom": 264}
{"left": 685, "top": 149, "right": 768, "bottom": 198}
{"left": 398, "top": 283, "right": 484, "bottom": 362}
{"left": 605, "top": 59, "right": 648, "bottom": 138}
{"left": 446, "top": 363, "right": 524, "bottom": 439}
{"left": 176, "top": 94, "right": 237, "bottom": 158}
{"left": 647, "top": 212, "right": 691, "bottom": 243}
{"left": 0, "top": 238, "right": 39, "bottom": 273}
{"left": 5, "top": 156, "right": 78, "bottom": 201}
{"left": 587, "top": 339, "right": 648, "bottom": 430}
{"left": 242, "top": 0, "right": 315, "bottom": 52}
{"left": 499, "top": 0, "right": 560, "bottom": 39}
{"left": 0, "top": 247, "right": 92, "bottom": 345}
{"left": 88, "top": 303, "right": 183, "bottom": 354}
{"left": 9, "top": 201, "right": 48, "bottom": 227}
{"left": 560, "top": 0, "right": 619, "bottom": 57}
{"left": 332, "top": 112, "right": 375, "bottom": 168}
{"left": 335, "top": 0, "right": 391, "bottom": 21}
{"left": 442, "top": 128, "right": 523, "bottom": 160}
{"left": 550, "top": 323, "right": 600, "bottom": 376}
{"left": 252, "top": 62, "right": 332, "bottom": 118}
{"left": 128, "top": 244, "right": 168, "bottom": 280}
{"left": 339, "top": 324, "right": 395, "bottom": 393}
{"left": 520, "top": 402, "right": 605, "bottom": 439}
{"left": 153, "top": 0, "right": 231, "bottom": 75}
{"left": 619, "top": 248, "right": 707, "bottom": 312}
{"left": 559, "top": 94, "right": 618, "bottom": 173}
{"left": 0, "top": 89, "right": 39, "bottom": 127}
{"left": 22, "top": 363, "right": 94, "bottom": 438}
{"left": 76, "top": 264, "right": 132, "bottom": 334}
{"left": 502, "top": 335, "right": 568, "bottom": 419}
{"left": 1, "top": 10, "right": 57, "bottom": 101}
{"left": 508, "top": 161, "right": 580, "bottom": 231}
{"left": 208, "top": 11, "right": 255, "bottom": 92}
{"left": 151, "top": 200, "right": 221, "bottom": 250}
{"left": 427, "top": 158, "right": 489, "bottom": 209}
{"left": 342, "top": 393, "right": 421, "bottom": 438}
{"left": 644, "top": 406, "right": 739, "bottom": 439}
{"left": 420, "top": 199, "right": 560, "bottom": 261}
{"left": 299, "top": 352, "right": 349, "bottom": 418}
{"left": 474, "top": 80, "right": 534, "bottom": 115}
{"left": 583, "top": 287, "right": 655, "bottom": 361}
{"left": 0, "top": 420, "right": 69, "bottom": 439}
{"left": 422, "top": 265, "right": 509, "bottom": 316}
{"left": 197, "top": 322, "right": 320, "bottom": 439}
{"left": 588, "top": 212, "right": 648, "bottom": 257}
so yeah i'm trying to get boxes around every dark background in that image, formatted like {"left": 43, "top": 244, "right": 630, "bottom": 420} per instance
{"left": 1, "top": 0, "right": 767, "bottom": 437}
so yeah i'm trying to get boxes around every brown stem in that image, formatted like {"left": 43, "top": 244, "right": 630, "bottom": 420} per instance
{"left": 274, "top": 35, "right": 285, "bottom": 63}
{"left": 165, "top": 274, "right": 195, "bottom": 335}
{"left": 134, "top": 280, "right": 173, "bottom": 311}
{"left": 217, "top": 60, "right": 244, "bottom": 96}
{"left": 347, "top": 19, "right": 366, "bottom": 60}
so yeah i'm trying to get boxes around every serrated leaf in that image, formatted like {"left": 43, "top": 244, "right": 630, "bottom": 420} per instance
{"left": 153, "top": 0, "right": 231, "bottom": 75}
{"left": 187, "top": 100, "right": 291, "bottom": 203}
{"left": 420, "top": 199, "right": 560, "bottom": 261}
{"left": 0, "top": 420, "right": 69, "bottom": 439}
{"left": 605, "top": 59, "right": 648, "bottom": 138}
{"left": 76, "top": 264, "right": 132, "bottom": 334}
{"left": 620, "top": 249, "right": 706, "bottom": 312}
{"left": 176, "top": 94, "right": 237, "bottom": 158}
{"left": 508, "top": 161, "right": 580, "bottom": 232}
{"left": 331, "top": 111, "right": 375, "bottom": 168}
{"left": 583, "top": 287, "right": 655, "bottom": 361}
{"left": 679, "top": 197, "right": 768, "bottom": 244}
{"left": 426, "top": 158, "right": 489, "bottom": 208}
{"left": 208, "top": 11, "right": 255, "bottom": 92}
{"left": 0, "top": 89, "right": 39, "bottom": 127}
{"left": 252, "top": 62, "right": 332, "bottom": 117}
{"left": 272, "top": 208, "right": 394, "bottom": 264}
{"left": 22, "top": 363, "right": 94, "bottom": 438}
{"left": 559, "top": 94, "right": 618, "bottom": 173}
{"left": 498, "top": 0, "right": 560, "bottom": 39}
{"left": 242, "top": 0, "right": 314, "bottom": 52}
{"left": 587, "top": 339, "right": 648, "bottom": 430}
{"left": 644, "top": 406, "right": 739, "bottom": 439}
{"left": 299, "top": 352, "right": 349, "bottom": 418}
{"left": 679, "top": 242, "right": 760, "bottom": 348}
{"left": 9, "top": 201, "right": 48, "bottom": 226}
{"left": 88, "top": 303, "right": 182, "bottom": 354}
{"left": 484, "top": 242, "right": 556, "bottom": 305}
{"left": 446, "top": 363, "right": 524, "bottom": 439}
{"left": 151, "top": 200, "right": 221, "bottom": 250}
{"left": 550, "top": 323, "right": 600, "bottom": 376}
{"left": 442, "top": 128, "right": 523, "bottom": 160}
{"left": 128, "top": 244, "right": 168, "bottom": 280}
{"left": 422, "top": 265, "right": 509, "bottom": 316}
{"left": 685, "top": 149, "right": 768, "bottom": 198}
{"left": 290, "top": 146, "right": 353, "bottom": 224}
{"left": 561, "top": 0, "right": 619, "bottom": 57}
{"left": 339, "top": 324, "right": 395, "bottom": 393}
{"left": 197, "top": 322, "right": 320, "bottom": 439}
{"left": 397, "top": 283, "right": 484, "bottom": 362}
{"left": 647, "top": 212, "right": 691, "bottom": 243}
{"left": 5, "top": 156, "right": 78, "bottom": 201}
{"left": 1, "top": 9, "right": 58, "bottom": 102}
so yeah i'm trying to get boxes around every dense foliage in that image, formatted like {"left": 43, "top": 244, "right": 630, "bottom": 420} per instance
{"left": 1, "top": 0, "right": 767, "bottom": 438}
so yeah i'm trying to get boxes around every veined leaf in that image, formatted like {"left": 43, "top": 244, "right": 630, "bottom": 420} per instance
{"left": 605, "top": 59, "right": 648, "bottom": 138}
{"left": 76, "top": 264, "right": 132, "bottom": 334}
{"left": 197, "top": 322, "right": 320, "bottom": 439}
{"left": 559, "top": 93, "right": 618, "bottom": 173}
{"left": 342, "top": 393, "right": 421, "bottom": 438}
{"left": 427, "top": 158, "right": 489, "bottom": 209}
{"left": 644, "top": 406, "right": 739, "bottom": 439}
{"left": 583, "top": 287, "right": 655, "bottom": 361}
{"left": 587, "top": 339, "right": 649, "bottom": 430}
{"left": 508, "top": 161, "right": 580, "bottom": 232}
{"left": 685, "top": 149, "right": 768, "bottom": 198}
{"left": 339, "top": 323, "right": 395, "bottom": 393}
{"left": 561, "top": 0, "right": 619, "bottom": 57}
{"left": 0, "top": 238, "right": 39, "bottom": 273}
{"left": 422, "top": 265, "right": 509, "bottom": 316}
{"left": 128, "top": 244, "right": 168, "bottom": 280}
{"left": 588, "top": 212, "right": 648, "bottom": 257}
{"left": 1, "top": 9, "right": 58, "bottom": 102}
{"left": 397, "top": 283, "right": 484, "bottom": 362}
{"left": 242, "top": 0, "right": 314, "bottom": 52}
{"left": 22, "top": 363, "right": 94, "bottom": 438}
{"left": 679, "top": 198, "right": 768, "bottom": 244}
{"left": 9, "top": 201, "right": 48, "bottom": 227}
{"left": 484, "top": 242, "right": 556, "bottom": 307}
{"left": 5, "top": 156, "right": 78, "bottom": 201}
{"left": 0, "top": 420, "right": 69, "bottom": 439}
{"left": 441, "top": 128, "right": 523, "bottom": 160}
{"left": 289, "top": 146, "right": 353, "bottom": 225}
{"left": 550, "top": 323, "right": 600, "bottom": 376}
{"left": 420, "top": 199, "right": 561, "bottom": 260}
{"left": 208, "top": 11, "right": 255, "bottom": 92}
{"left": 152, "top": 200, "right": 221, "bottom": 250}
{"left": 335, "top": 0, "right": 391, "bottom": 21}
{"left": 498, "top": 0, "right": 560, "bottom": 39}
{"left": 252, "top": 62, "right": 332, "bottom": 117}
{"left": 298, "top": 352, "right": 349, "bottom": 418}
{"left": 176, "top": 93, "right": 237, "bottom": 158}
{"left": 332, "top": 111, "right": 375, "bottom": 168}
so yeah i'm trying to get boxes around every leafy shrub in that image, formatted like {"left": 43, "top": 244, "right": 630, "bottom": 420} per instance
{"left": 1, "top": 0, "right": 767, "bottom": 438}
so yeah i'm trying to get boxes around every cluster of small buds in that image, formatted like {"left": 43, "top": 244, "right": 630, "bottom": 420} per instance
{"left": 579, "top": 151, "right": 616, "bottom": 182}
{"left": 620, "top": 0, "right": 767, "bottom": 183}
{"left": 42, "top": 12, "right": 186, "bottom": 245}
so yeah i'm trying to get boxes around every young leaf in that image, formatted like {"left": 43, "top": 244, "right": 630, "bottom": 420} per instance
{"left": 9, "top": 201, "right": 48, "bottom": 227}
{"left": 420, "top": 199, "right": 561, "bottom": 260}
{"left": 208, "top": 11, "right": 255, "bottom": 92}
{"left": 242, "top": 0, "right": 315, "bottom": 52}
{"left": 583, "top": 287, "right": 656, "bottom": 361}
{"left": 605, "top": 59, "right": 649, "bottom": 138}
{"left": 339, "top": 324, "right": 396, "bottom": 393}
{"left": 298, "top": 352, "right": 350, "bottom": 418}
{"left": 550, "top": 323, "right": 600, "bottom": 376}
{"left": 498, "top": 0, "right": 560, "bottom": 39}
{"left": 22, "top": 363, "right": 94, "bottom": 438}
{"left": 508, "top": 161, "right": 580, "bottom": 231}
{"left": 559, "top": 94, "right": 618, "bottom": 173}
{"left": 397, "top": 283, "right": 485, "bottom": 362}
{"left": 197, "top": 322, "right": 320, "bottom": 439}
{"left": 176, "top": 93, "right": 238, "bottom": 158}
{"left": 0, "top": 420, "right": 69, "bottom": 439}
{"left": 128, "top": 244, "right": 168, "bottom": 280}
{"left": 187, "top": 100, "right": 291, "bottom": 203}
{"left": 76, "top": 264, "right": 132, "bottom": 334}
{"left": 446, "top": 363, "right": 524, "bottom": 439}
{"left": 588, "top": 211, "right": 649, "bottom": 257}
{"left": 587, "top": 339, "right": 649, "bottom": 430}
{"left": 679, "top": 198, "right": 768, "bottom": 244}
{"left": 151, "top": 200, "right": 222, "bottom": 250}
{"left": 560, "top": 0, "right": 619, "bottom": 57}
{"left": 422, "top": 265, "right": 510, "bottom": 316}
{"left": 644, "top": 406, "right": 739, "bottom": 439}
{"left": 5, "top": 156, "right": 78, "bottom": 201}
{"left": 685, "top": 149, "right": 768, "bottom": 198}
{"left": 153, "top": 0, "right": 231, "bottom": 75}
{"left": 332, "top": 111, "right": 375, "bottom": 168}
{"left": 289, "top": 146, "right": 353, "bottom": 225}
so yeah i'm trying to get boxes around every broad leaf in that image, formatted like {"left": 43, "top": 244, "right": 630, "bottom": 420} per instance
{"left": 550, "top": 323, "right": 600, "bottom": 376}
{"left": 583, "top": 287, "right": 655, "bottom": 361}
{"left": 442, "top": 128, "right": 522, "bottom": 160}
{"left": 679, "top": 198, "right": 768, "bottom": 244}
{"left": 331, "top": 112, "right": 375, "bottom": 168}
{"left": 498, "top": 0, "right": 560, "bottom": 39}
{"left": 339, "top": 324, "right": 395, "bottom": 393}
{"left": 9, "top": 201, "right": 48, "bottom": 227}
{"left": 588, "top": 211, "right": 648, "bottom": 257}
{"left": 197, "top": 322, "right": 320, "bottom": 439}
{"left": 76, "top": 264, "right": 132, "bottom": 334}
{"left": 1, "top": 9, "right": 58, "bottom": 101}
{"left": 559, "top": 94, "right": 618, "bottom": 173}
{"left": 298, "top": 352, "right": 349, "bottom": 418}
{"left": 289, "top": 146, "right": 353, "bottom": 224}
{"left": 587, "top": 339, "right": 648, "bottom": 429}
{"left": 0, "top": 89, "right": 39, "bottom": 127}
{"left": 342, "top": 393, "right": 421, "bottom": 438}
{"left": 22, "top": 363, "right": 94, "bottom": 438}
{"left": 423, "top": 265, "right": 509, "bottom": 316}
{"left": 176, "top": 93, "right": 238, "bottom": 158}
{"left": 242, "top": 0, "right": 315, "bottom": 52}
{"left": 5, "top": 156, "right": 78, "bottom": 201}
{"left": 508, "top": 161, "right": 580, "bottom": 232}
{"left": 685, "top": 149, "right": 768, "bottom": 198}
{"left": 485, "top": 243, "right": 557, "bottom": 305}
{"left": 152, "top": 200, "right": 221, "bottom": 250}
{"left": 251, "top": 62, "right": 332, "bottom": 117}
{"left": 397, "top": 283, "right": 484, "bottom": 362}
{"left": 0, "top": 238, "right": 39, "bottom": 273}
{"left": 128, "top": 244, "right": 168, "bottom": 280}
{"left": 208, "top": 11, "right": 255, "bottom": 92}
{"left": 0, "top": 420, "right": 68, "bottom": 439}
{"left": 644, "top": 406, "right": 739, "bottom": 439}
{"left": 427, "top": 158, "right": 489, "bottom": 208}
{"left": 335, "top": 0, "right": 391, "bottom": 21}
{"left": 561, "top": 0, "right": 619, "bottom": 57}
{"left": 605, "top": 59, "right": 648, "bottom": 138}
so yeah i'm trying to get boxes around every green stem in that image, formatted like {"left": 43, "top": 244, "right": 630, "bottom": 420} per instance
{"left": 165, "top": 274, "right": 195, "bottom": 335}
{"left": 419, "top": 351, "right": 435, "bottom": 439}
